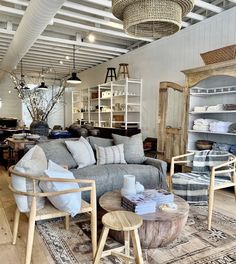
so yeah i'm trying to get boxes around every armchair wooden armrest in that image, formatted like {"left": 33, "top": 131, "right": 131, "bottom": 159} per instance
{"left": 210, "top": 156, "right": 236, "bottom": 190}
{"left": 169, "top": 152, "right": 194, "bottom": 190}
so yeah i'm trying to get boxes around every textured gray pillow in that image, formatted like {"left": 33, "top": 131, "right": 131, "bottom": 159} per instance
{"left": 112, "top": 133, "right": 145, "bottom": 164}
{"left": 38, "top": 139, "right": 77, "bottom": 169}
{"left": 88, "top": 136, "right": 113, "bottom": 151}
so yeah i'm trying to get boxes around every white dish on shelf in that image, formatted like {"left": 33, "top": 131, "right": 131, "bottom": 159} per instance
{"left": 13, "top": 133, "right": 26, "bottom": 140}
{"left": 26, "top": 134, "right": 40, "bottom": 140}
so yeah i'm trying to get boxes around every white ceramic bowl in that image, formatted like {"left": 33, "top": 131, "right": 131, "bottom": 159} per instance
{"left": 13, "top": 133, "right": 26, "bottom": 140}
{"left": 27, "top": 134, "right": 40, "bottom": 140}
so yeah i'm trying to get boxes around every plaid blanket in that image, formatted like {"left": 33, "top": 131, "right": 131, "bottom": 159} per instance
{"left": 172, "top": 151, "right": 232, "bottom": 204}
{"left": 192, "top": 150, "right": 231, "bottom": 179}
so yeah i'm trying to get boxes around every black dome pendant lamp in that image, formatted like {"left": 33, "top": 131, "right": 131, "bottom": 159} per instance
{"left": 38, "top": 67, "right": 48, "bottom": 90}
{"left": 67, "top": 44, "right": 81, "bottom": 84}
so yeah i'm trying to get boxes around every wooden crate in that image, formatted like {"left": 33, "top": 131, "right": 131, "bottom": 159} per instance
{"left": 200, "top": 45, "right": 236, "bottom": 65}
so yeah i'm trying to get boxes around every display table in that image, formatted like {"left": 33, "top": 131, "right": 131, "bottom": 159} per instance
{"left": 6, "top": 138, "right": 35, "bottom": 163}
{"left": 99, "top": 190, "right": 189, "bottom": 248}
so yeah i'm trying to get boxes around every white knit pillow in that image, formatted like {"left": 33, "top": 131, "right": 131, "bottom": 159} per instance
{"left": 96, "top": 144, "right": 126, "bottom": 165}
{"left": 65, "top": 137, "right": 96, "bottom": 168}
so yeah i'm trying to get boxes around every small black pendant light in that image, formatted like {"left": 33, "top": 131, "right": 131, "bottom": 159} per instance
{"left": 67, "top": 44, "right": 81, "bottom": 84}
{"left": 19, "top": 59, "right": 30, "bottom": 90}
{"left": 38, "top": 68, "right": 48, "bottom": 90}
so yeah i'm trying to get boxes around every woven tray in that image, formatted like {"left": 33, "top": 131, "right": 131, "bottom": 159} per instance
{"left": 200, "top": 45, "right": 236, "bottom": 65}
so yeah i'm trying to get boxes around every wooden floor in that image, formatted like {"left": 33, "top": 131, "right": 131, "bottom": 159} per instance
{"left": 0, "top": 166, "right": 236, "bottom": 264}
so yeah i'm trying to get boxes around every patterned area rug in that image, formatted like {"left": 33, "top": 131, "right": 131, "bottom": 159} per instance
{"left": 36, "top": 206, "right": 236, "bottom": 264}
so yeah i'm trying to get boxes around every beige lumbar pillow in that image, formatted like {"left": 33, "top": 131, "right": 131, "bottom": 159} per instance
{"left": 11, "top": 145, "right": 47, "bottom": 212}
{"left": 96, "top": 144, "right": 126, "bottom": 165}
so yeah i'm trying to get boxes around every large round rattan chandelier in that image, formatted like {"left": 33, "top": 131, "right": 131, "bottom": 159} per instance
{"left": 112, "top": 0, "right": 194, "bottom": 38}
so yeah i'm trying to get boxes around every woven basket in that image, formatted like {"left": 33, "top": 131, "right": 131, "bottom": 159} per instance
{"left": 196, "top": 140, "right": 214, "bottom": 150}
{"left": 200, "top": 45, "right": 236, "bottom": 65}
{"left": 123, "top": 0, "right": 181, "bottom": 38}
{"left": 112, "top": 0, "right": 194, "bottom": 38}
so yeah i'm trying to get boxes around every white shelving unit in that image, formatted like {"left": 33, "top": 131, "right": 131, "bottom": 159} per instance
{"left": 71, "top": 78, "right": 142, "bottom": 128}
{"left": 187, "top": 76, "right": 236, "bottom": 151}
{"left": 98, "top": 78, "right": 142, "bottom": 129}
{"left": 72, "top": 88, "right": 89, "bottom": 124}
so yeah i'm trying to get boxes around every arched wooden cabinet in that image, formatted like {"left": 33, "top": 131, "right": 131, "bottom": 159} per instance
{"left": 182, "top": 59, "right": 236, "bottom": 152}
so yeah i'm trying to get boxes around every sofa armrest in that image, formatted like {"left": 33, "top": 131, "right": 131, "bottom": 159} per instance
{"left": 143, "top": 157, "right": 167, "bottom": 189}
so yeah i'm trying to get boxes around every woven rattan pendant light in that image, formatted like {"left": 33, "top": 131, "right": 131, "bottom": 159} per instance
{"left": 112, "top": 0, "right": 194, "bottom": 38}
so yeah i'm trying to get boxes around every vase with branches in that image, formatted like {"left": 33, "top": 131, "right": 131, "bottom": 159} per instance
{"left": 10, "top": 66, "right": 68, "bottom": 135}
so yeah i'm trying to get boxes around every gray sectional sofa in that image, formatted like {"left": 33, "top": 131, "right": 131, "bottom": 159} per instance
{"left": 37, "top": 137, "right": 167, "bottom": 199}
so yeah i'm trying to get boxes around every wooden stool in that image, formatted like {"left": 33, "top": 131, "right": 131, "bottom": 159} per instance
{"left": 104, "top": 67, "right": 117, "bottom": 83}
{"left": 118, "top": 63, "right": 130, "bottom": 79}
{"left": 94, "top": 210, "right": 144, "bottom": 264}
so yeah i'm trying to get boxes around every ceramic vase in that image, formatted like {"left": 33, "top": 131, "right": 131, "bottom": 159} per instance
{"left": 121, "top": 175, "right": 136, "bottom": 196}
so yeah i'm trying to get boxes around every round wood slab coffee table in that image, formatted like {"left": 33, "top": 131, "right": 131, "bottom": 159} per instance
{"left": 99, "top": 190, "right": 189, "bottom": 249}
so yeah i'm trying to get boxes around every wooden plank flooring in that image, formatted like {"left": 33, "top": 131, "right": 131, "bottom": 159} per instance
{"left": 0, "top": 166, "right": 235, "bottom": 264}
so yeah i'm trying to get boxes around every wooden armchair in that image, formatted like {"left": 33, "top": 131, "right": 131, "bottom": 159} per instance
{"left": 170, "top": 152, "right": 236, "bottom": 230}
{"left": 8, "top": 166, "right": 97, "bottom": 264}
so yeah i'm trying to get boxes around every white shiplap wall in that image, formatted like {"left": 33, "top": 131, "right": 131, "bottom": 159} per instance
{"left": 67, "top": 7, "right": 236, "bottom": 138}
{"left": 0, "top": 76, "right": 22, "bottom": 119}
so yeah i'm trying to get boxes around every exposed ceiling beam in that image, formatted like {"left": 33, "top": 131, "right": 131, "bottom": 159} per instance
{"left": 57, "top": 8, "right": 123, "bottom": 30}
{"left": 0, "top": 37, "right": 116, "bottom": 59}
{"left": 195, "top": 0, "right": 224, "bottom": 13}
{"left": 53, "top": 18, "right": 151, "bottom": 42}
{"left": 181, "top": 21, "right": 190, "bottom": 28}
{"left": 21, "top": 57, "right": 94, "bottom": 68}
{"left": 38, "top": 34, "right": 129, "bottom": 53}
{"left": 84, "top": 0, "right": 112, "bottom": 8}
{"left": 34, "top": 39, "right": 121, "bottom": 56}
{"left": 63, "top": 1, "right": 116, "bottom": 20}
{"left": 186, "top": 12, "right": 205, "bottom": 21}
{"left": 17, "top": 60, "right": 87, "bottom": 70}
{"left": 0, "top": 28, "right": 129, "bottom": 53}
{"left": 24, "top": 52, "right": 103, "bottom": 64}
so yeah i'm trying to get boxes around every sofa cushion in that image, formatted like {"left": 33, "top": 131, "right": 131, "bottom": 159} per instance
{"left": 40, "top": 160, "right": 81, "bottom": 217}
{"left": 112, "top": 133, "right": 145, "bottom": 164}
{"left": 96, "top": 144, "right": 126, "bottom": 165}
{"left": 88, "top": 136, "right": 113, "bottom": 151}
{"left": 11, "top": 145, "right": 47, "bottom": 212}
{"left": 65, "top": 137, "right": 96, "bottom": 168}
{"left": 38, "top": 139, "right": 77, "bottom": 169}
{"left": 71, "top": 163, "right": 161, "bottom": 200}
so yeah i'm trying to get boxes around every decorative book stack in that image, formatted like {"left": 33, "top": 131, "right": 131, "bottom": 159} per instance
{"left": 121, "top": 189, "right": 174, "bottom": 215}
{"left": 121, "top": 194, "right": 156, "bottom": 215}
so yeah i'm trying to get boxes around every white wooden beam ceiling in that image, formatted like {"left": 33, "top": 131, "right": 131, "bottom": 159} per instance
{"left": 0, "top": 0, "right": 235, "bottom": 77}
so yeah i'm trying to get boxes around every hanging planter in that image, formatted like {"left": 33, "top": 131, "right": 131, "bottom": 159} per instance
{"left": 112, "top": 0, "right": 194, "bottom": 38}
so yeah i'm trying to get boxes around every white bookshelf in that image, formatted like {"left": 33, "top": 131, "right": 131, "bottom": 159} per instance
{"left": 187, "top": 76, "right": 236, "bottom": 151}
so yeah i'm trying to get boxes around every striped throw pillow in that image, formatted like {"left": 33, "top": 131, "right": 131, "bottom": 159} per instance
{"left": 96, "top": 144, "right": 126, "bottom": 165}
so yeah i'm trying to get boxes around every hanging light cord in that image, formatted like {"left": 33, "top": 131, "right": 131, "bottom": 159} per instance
{"left": 73, "top": 44, "right": 76, "bottom": 72}
{"left": 20, "top": 60, "right": 23, "bottom": 78}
